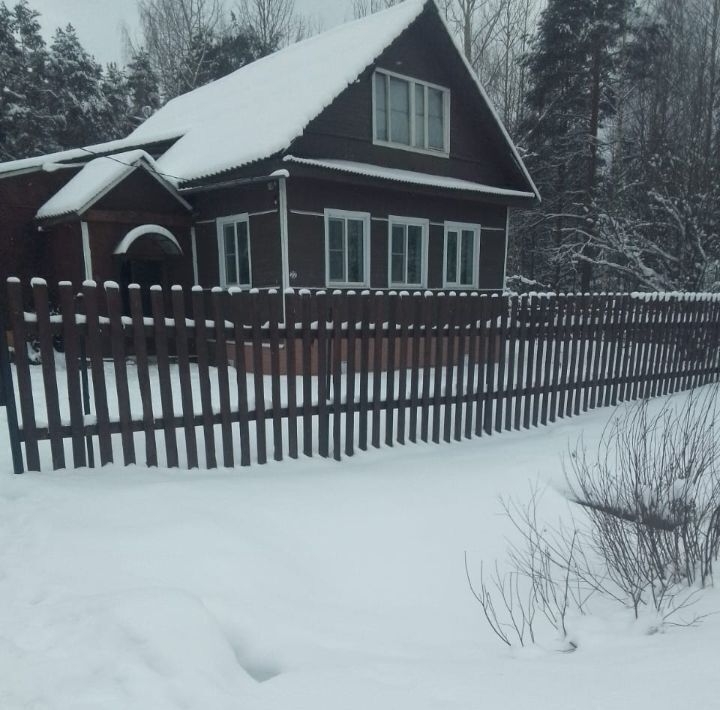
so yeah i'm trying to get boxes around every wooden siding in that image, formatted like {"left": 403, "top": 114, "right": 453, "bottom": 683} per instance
{"left": 190, "top": 180, "right": 282, "bottom": 289}
{"left": 92, "top": 168, "right": 188, "bottom": 215}
{"left": 290, "top": 5, "right": 527, "bottom": 192}
{"left": 0, "top": 169, "right": 83, "bottom": 308}
{"left": 286, "top": 176, "right": 507, "bottom": 291}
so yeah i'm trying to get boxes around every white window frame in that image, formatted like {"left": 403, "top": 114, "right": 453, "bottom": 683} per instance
{"left": 324, "top": 208, "right": 372, "bottom": 288}
{"left": 387, "top": 216, "right": 429, "bottom": 288}
{"left": 443, "top": 221, "right": 481, "bottom": 289}
{"left": 372, "top": 68, "right": 451, "bottom": 157}
{"left": 217, "top": 213, "right": 252, "bottom": 288}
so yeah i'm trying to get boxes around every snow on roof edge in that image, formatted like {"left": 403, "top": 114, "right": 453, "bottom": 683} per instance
{"left": 35, "top": 150, "right": 184, "bottom": 221}
{"left": 0, "top": 130, "right": 184, "bottom": 179}
{"left": 432, "top": 10, "right": 540, "bottom": 202}
{"left": 283, "top": 156, "right": 536, "bottom": 198}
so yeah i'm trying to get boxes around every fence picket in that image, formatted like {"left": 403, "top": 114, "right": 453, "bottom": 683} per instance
{"left": 443, "top": 292, "right": 457, "bottom": 443}
{"left": 284, "top": 292, "right": 299, "bottom": 459}
{"left": 420, "top": 292, "right": 433, "bottom": 442}
{"left": 358, "top": 291, "right": 371, "bottom": 451}
{"left": 128, "top": 286, "right": 157, "bottom": 467}
{"left": 397, "top": 292, "right": 410, "bottom": 445}
{"left": 171, "top": 287, "right": 198, "bottom": 468}
{"left": 7, "top": 280, "right": 39, "bottom": 470}
{"left": 231, "top": 291, "right": 251, "bottom": 467}
{"left": 454, "top": 294, "right": 468, "bottom": 440}
{"left": 58, "top": 283, "right": 86, "bottom": 468}
{"left": 504, "top": 295, "right": 517, "bottom": 432}
{"left": 316, "top": 291, "right": 330, "bottom": 458}
{"left": 385, "top": 293, "right": 398, "bottom": 447}
{"left": 301, "top": 291, "right": 313, "bottom": 457}
{"left": 150, "top": 286, "right": 177, "bottom": 468}
{"left": 250, "top": 290, "right": 268, "bottom": 465}
{"left": 345, "top": 292, "right": 357, "bottom": 456}
{"left": 494, "top": 295, "right": 508, "bottom": 433}
{"left": 332, "top": 291, "right": 343, "bottom": 461}
{"left": 32, "top": 280, "right": 65, "bottom": 469}
{"left": 465, "top": 293, "right": 479, "bottom": 438}
{"left": 432, "top": 294, "right": 447, "bottom": 443}
{"left": 191, "top": 287, "right": 216, "bottom": 468}
{"left": 268, "top": 292, "right": 284, "bottom": 462}
{"left": 212, "top": 288, "right": 234, "bottom": 467}
{"left": 106, "top": 282, "right": 135, "bottom": 466}
{"left": 408, "top": 292, "right": 423, "bottom": 443}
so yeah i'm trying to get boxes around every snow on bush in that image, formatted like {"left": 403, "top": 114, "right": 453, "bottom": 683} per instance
{"left": 469, "top": 385, "right": 720, "bottom": 648}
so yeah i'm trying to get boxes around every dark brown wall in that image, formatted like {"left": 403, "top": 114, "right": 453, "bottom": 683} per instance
{"left": 290, "top": 5, "right": 525, "bottom": 191}
{"left": 93, "top": 169, "right": 188, "bottom": 215}
{"left": 287, "top": 176, "right": 507, "bottom": 291}
{"left": 190, "top": 180, "right": 282, "bottom": 289}
{"left": 0, "top": 169, "right": 83, "bottom": 305}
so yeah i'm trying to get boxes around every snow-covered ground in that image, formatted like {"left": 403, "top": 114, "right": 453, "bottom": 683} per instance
{"left": 0, "top": 388, "right": 718, "bottom": 709}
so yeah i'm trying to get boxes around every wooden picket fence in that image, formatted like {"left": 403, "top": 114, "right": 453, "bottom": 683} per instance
{"left": 2, "top": 278, "right": 720, "bottom": 473}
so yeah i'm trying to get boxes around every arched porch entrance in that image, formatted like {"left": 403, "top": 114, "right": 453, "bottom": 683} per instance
{"left": 114, "top": 225, "right": 184, "bottom": 312}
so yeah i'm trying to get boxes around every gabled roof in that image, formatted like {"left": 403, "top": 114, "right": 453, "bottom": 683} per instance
{"left": 35, "top": 150, "right": 190, "bottom": 220}
{"left": 130, "top": 0, "right": 429, "bottom": 183}
{"left": 284, "top": 156, "right": 536, "bottom": 199}
{"left": 1, "top": 0, "right": 538, "bottom": 201}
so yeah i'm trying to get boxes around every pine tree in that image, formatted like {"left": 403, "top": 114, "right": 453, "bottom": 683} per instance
{"left": 518, "top": 0, "right": 633, "bottom": 291}
{"left": 100, "top": 62, "right": 133, "bottom": 139}
{"left": 125, "top": 49, "right": 161, "bottom": 126}
{"left": 46, "top": 24, "right": 109, "bottom": 148}
{"left": 0, "top": 1, "right": 56, "bottom": 159}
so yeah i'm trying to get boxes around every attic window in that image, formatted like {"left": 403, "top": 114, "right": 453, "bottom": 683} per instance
{"left": 373, "top": 70, "right": 449, "bottom": 156}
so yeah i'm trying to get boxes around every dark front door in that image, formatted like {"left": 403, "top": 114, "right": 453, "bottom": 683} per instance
{"left": 120, "top": 258, "right": 166, "bottom": 314}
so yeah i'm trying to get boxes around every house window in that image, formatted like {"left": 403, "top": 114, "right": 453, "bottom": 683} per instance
{"left": 444, "top": 222, "right": 480, "bottom": 288}
{"left": 373, "top": 70, "right": 449, "bottom": 155}
{"left": 217, "top": 214, "right": 251, "bottom": 287}
{"left": 324, "top": 209, "right": 370, "bottom": 287}
{"left": 388, "top": 216, "right": 428, "bottom": 288}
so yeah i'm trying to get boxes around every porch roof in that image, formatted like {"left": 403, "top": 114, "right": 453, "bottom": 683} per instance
{"left": 35, "top": 150, "right": 191, "bottom": 221}
{"left": 282, "top": 156, "right": 537, "bottom": 200}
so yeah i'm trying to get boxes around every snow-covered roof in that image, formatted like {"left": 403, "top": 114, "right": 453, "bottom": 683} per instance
{"left": 284, "top": 156, "right": 537, "bottom": 198}
{"left": 130, "top": 0, "right": 429, "bottom": 182}
{"left": 1, "top": 0, "right": 539, "bottom": 201}
{"left": 0, "top": 131, "right": 181, "bottom": 180}
{"left": 36, "top": 150, "right": 188, "bottom": 220}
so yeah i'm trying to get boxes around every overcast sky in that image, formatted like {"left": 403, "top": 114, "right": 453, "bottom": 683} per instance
{"left": 26, "top": 0, "right": 358, "bottom": 65}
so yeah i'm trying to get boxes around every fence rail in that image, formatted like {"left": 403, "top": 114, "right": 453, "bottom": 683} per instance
{"left": 3, "top": 278, "right": 720, "bottom": 473}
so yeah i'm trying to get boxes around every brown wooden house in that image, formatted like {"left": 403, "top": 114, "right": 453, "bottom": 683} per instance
{"left": 0, "top": 0, "right": 538, "bottom": 311}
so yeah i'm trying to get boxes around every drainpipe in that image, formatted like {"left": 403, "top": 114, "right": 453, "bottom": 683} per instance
{"left": 190, "top": 225, "right": 199, "bottom": 286}
{"left": 278, "top": 174, "right": 290, "bottom": 322}
{"left": 80, "top": 221, "right": 93, "bottom": 280}
{"left": 502, "top": 207, "right": 510, "bottom": 293}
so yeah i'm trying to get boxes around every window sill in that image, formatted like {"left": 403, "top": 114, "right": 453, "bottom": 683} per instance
{"left": 372, "top": 138, "right": 450, "bottom": 159}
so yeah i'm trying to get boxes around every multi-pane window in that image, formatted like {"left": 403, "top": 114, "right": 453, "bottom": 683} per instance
{"left": 374, "top": 70, "right": 449, "bottom": 154}
{"left": 217, "top": 215, "right": 251, "bottom": 287}
{"left": 325, "top": 209, "right": 370, "bottom": 286}
{"left": 389, "top": 217, "right": 427, "bottom": 287}
{"left": 444, "top": 222, "right": 479, "bottom": 288}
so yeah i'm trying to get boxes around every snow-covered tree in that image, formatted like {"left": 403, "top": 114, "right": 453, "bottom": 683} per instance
{"left": 46, "top": 24, "right": 109, "bottom": 147}
{"left": 125, "top": 49, "right": 161, "bottom": 126}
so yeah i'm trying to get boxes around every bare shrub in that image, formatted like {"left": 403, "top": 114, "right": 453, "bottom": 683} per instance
{"left": 469, "top": 385, "right": 720, "bottom": 647}
{"left": 567, "top": 384, "right": 720, "bottom": 598}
